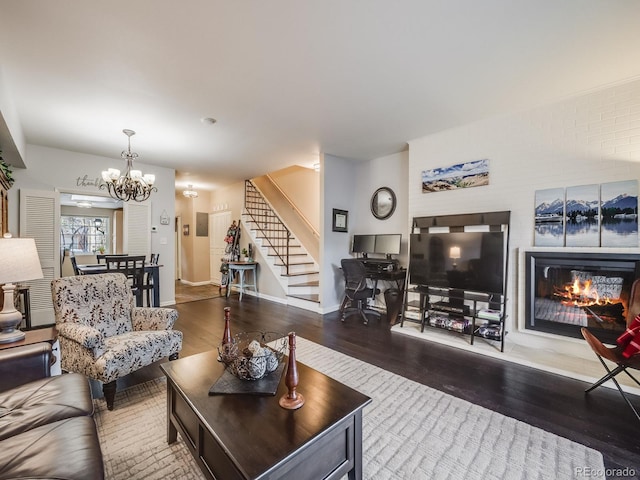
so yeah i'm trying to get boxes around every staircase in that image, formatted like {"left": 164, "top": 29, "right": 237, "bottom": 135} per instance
{"left": 243, "top": 180, "right": 320, "bottom": 312}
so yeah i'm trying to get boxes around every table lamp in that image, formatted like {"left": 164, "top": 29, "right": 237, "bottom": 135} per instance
{"left": 0, "top": 237, "right": 44, "bottom": 344}
{"left": 449, "top": 246, "right": 461, "bottom": 269}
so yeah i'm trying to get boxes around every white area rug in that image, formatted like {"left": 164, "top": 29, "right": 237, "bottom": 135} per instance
{"left": 94, "top": 337, "right": 605, "bottom": 480}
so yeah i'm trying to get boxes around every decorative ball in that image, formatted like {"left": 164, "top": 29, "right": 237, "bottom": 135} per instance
{"left": 247, "top": 355, "right": 267, "bottom": 378}
{"left": 264, "top": 350, "right": 279, "bottom": 373}
{"left": 217, "top": 331, "right": 287, "bottom": 381}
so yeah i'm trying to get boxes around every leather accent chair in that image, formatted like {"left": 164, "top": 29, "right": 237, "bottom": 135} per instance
{"left": 51, "top": 272, "right": 183, "bottom": 410}
{"left": 581, "top": 278, "right": 640, "bottom": 422}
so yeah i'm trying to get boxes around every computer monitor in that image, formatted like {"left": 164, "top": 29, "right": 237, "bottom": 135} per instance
{"left": 374, "top": 234, "right": 402, "bottom": 256}
{"left": 351, "top": 234, "right": 376, "bottom": 255}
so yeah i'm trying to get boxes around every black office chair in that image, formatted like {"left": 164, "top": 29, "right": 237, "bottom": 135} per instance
{"left": 340, "top": 258, "right": 381, "bottom": 325}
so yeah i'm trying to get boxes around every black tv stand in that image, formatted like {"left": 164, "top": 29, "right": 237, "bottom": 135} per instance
{"left": 400, "top": 211, "right": 510, "bottom": 352}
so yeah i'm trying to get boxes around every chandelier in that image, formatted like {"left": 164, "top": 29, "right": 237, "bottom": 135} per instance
{"left": 183, "top": 184, "right": 198, "bottom": 198}
{"left": 100, "top": 129, "right": 157, "bottom": 202}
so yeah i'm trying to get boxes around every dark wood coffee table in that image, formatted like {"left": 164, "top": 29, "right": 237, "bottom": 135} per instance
{"left": 160, "top": 349, "right": 371, "bottom": 480}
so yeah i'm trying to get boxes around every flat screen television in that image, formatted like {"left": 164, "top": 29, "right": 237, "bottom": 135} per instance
{"left": 409, "top": 231, "right": 505, "bottom": 295}
{"left": 351, "top": 234, "right": 376, "bottom": 254}
{"left": 374, "top": 234, "right": 402, "bottom": 255}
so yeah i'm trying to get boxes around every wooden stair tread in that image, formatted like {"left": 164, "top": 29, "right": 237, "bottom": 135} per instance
{"left": 274, "top": 261, "right": 314, "bottom": 267}
{"left": 289, "top": 281, "right": 320, "bottom": 288}
{"left": 282, "top": 271, "right": 319, "bottom": 277}
{"left": 287, "top": 293, "right": 320, "bottom": 303}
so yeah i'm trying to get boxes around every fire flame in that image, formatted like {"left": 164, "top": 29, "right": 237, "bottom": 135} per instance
{"left": 555, "top": 278, "right": 615, "bottom": 307}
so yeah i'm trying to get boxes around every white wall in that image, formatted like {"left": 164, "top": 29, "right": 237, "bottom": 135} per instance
{"left": 319, "top": 151, "right": 410, "bottom": 311}
{"left": 407, "top": 78, "right": 640, "bottom": 339}
{"left": 9, "top": 144, "right": 177, "bottom": 305}
{"left": 352, "top": 150, "right": 410, "bottom": 264}
{"left": 320, "top": 154, "right": 358, "bottom": 311}
{"left": 0, "top": 67, "right": 26, "bottom": 167}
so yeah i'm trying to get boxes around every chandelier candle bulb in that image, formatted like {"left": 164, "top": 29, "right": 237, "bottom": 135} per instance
{"left": 143, "top": 174, "right": 155, "bottom": 185}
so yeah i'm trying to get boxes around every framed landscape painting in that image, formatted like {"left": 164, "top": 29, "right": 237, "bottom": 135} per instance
{"left": 565, "top": 184, "right": 599, "bottom": 247}
{"left": 600, "top": 180, "right": 638, "bottom": 247}
{"left": 534, "top": 187, "right": 564, "bottom": 246}
{"left": 421, "top": 159, "right": 489, "bottom": 193}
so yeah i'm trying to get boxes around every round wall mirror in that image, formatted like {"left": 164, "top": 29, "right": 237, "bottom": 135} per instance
{"left": 370, "top": 187, "right": 397, "bottom": 220}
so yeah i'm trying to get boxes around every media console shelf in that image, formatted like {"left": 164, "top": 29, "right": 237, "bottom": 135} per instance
{"left": 403, "top": 286, "right": 507, "bottom": 351}
{"left": 400, "top": 211, "right": 510, "bottom": 352}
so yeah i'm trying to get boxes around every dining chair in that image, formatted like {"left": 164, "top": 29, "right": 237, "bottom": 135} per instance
{"left": 97, "top": 253, "right": 128, "bottom": 264}
{"left": 105, "top": 255, "right": 146, "bottom": 306}
{"left": 143, "top": 254, "right": 160, "bottom": 307}
{"left": 70, "top": 256, "right": 80, "bottom": 276}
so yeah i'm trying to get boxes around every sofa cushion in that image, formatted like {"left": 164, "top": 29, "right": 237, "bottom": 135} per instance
{"left": 93, "top": 330, "right": 183, "bottom": 383}
{"left": 0, "top": 416, "right": 104, "bottom": 480}
{"left": 0, "top": 373, "right": 93, "bottom": 441}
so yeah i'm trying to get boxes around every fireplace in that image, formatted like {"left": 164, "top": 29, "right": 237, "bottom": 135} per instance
{"left": 524, "top": 251, "right": 640, "bottom": 344}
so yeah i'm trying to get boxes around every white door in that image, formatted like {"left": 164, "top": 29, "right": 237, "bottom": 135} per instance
{"left": 210, "top": 211, "right": 231, "bottom": 285}
{"left": 19, "top": 189, "right": 60, "bottom": 327}
{"left": 123, "top": 202, "right": 151, "bottom": 257}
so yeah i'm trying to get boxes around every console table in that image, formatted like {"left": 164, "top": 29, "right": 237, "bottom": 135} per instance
{"left": 226, "top": 261, "right": 258, "bottom": 301}
{"left": 160, "top": 349, "right": 371, "bottom": 479}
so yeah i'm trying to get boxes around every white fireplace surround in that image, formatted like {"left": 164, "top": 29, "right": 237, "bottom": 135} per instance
{"left": 507, "top": 247, "right": 640, "bottom": 393}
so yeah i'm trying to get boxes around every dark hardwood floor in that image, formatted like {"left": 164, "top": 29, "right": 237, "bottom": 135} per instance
{"left": 114, "top": 292, "right": 640, "bottom": 476}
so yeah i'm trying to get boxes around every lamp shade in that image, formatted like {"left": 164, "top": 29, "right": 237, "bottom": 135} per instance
{"left": 449, "top": 246, "right": 461, "bottom": 260}
{"left": 0, "top": 238, "right": 44, "bottom": 285}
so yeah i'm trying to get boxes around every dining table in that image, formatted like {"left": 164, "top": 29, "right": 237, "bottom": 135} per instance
{"left": 76, "top": 263, "right": 162, "bottom": 307}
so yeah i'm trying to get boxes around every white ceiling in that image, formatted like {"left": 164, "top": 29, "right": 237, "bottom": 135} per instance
{"left": 1, "top": 1, "right": 640, "bottom": 193}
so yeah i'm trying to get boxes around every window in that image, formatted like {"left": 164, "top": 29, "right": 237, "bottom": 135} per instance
{"left": 61, "top": 216, "right": 110, "bottom": 255}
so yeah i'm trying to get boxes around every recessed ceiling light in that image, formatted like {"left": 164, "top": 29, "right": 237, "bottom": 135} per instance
{"left": 201, "top": 117, "right": 217, "bottom": 125}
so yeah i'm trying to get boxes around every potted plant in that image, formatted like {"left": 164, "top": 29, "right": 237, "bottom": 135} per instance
{"left": 0, "top": 152, "right": 15, "bottom": 187}
{"left": 241, "top": 248, "right": 249, "bottom": 262}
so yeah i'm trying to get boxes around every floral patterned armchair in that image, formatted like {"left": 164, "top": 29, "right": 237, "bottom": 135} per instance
{"left": 51, "top": 273, "right": 183, "bottom": 410}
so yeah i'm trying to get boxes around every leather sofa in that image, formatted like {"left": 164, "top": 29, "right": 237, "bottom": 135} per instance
{"left": 0, "top": 342, "right": 104, "bottom": 480}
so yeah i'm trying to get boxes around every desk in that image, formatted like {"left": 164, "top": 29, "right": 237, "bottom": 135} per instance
{"left": 76, "top": 264, "right": 162, "bottom": 307}
{"left": 366, "top": 268, "right": 406, "bottom": 289}
{"left": 226, "top": 262, "right": 258, "bottom": 301}
{"left": 161, "top": 349, "right": 371, "bottom": 480}
{"left": 365, "top": 268, "right": 406, "bottom": 325}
